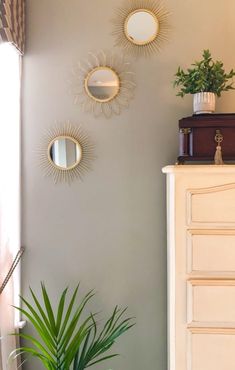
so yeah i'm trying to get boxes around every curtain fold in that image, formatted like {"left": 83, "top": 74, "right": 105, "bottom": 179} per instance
{"left": 0, "top": 43, "right": 21, "bottom": 370}
{"left": 0, "top": 0, "right": 25, "bottom": 54}
{"left": 0, "top": 2, "right": 24, "bottom": 368}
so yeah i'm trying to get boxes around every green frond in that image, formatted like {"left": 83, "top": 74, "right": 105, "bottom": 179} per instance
{"left": 41, "top": 283, "right": 57, "bottom": 335}
{"left": 56, "top": 287, "right": 68, "bottom": 334}
{"left": 11, "top": 283, "right": 135, "bottom": 370}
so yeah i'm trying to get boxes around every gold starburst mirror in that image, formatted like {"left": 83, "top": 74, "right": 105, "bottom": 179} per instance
{"left": 71, "top": 51, "right": 136, "bottom": 118}
{"left": 125, "top": 10, "right": 159, "bottom": 46}
{"left": 112, "top": 0, "right": 170, "bottom": 57}
{"left": 48, "top": 136, "right": 82, "bottom": 171}
{"left": 39, "top": 123, "right": 95, "bottom": 184}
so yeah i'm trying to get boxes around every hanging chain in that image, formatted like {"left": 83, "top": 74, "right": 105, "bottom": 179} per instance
{"left": 0, "top": 247, "right": 25, "bottom": 295}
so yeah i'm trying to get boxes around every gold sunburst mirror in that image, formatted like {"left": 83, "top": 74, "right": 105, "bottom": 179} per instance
{"left": 112, "top": 0, "right": 170, "bottom": 57}
{"left": 39, "top": 123, "right": 95, "bottom": 184}
{"left": 71, "top": 51, "right": 136, "bottom": 118}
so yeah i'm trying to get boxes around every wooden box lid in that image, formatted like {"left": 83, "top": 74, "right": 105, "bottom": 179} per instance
{"left": 179, "top": 113, "right": 235, "bottom": 128}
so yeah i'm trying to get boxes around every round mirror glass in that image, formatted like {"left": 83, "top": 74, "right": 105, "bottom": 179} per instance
{"left": 49, "top": 136, "right": 82, "bottom": 170}
{"left": 125, "top": 10, "right": 159, "bottom": 45}
{"left": 85, "top": 67, "right": 120, "bottom": 102}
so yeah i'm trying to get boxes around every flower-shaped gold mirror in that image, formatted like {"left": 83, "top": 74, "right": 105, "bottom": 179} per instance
{"left": 71, "top": 51, "right": 136, "bottom": 118}
{"left": 84, "top": 66, "right": 120, "bottom": 103}
{"left": 112, "top": 0, "right": 170, "bottom": 57}
{"left": 39, "top": 123, "right": 95, "bottom": 184}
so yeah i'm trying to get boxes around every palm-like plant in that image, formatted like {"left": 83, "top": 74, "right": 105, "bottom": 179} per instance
{"left": 10, "top": 283, "right": 134, "bottom": 370}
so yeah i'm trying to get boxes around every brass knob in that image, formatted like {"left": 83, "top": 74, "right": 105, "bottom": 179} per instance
{"left": 215, "top": 129, "right": 223, "bottom": 144}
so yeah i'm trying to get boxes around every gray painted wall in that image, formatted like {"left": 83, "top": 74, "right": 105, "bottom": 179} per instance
{"left": 22, "top": 1, "right": 235, "bottom": 369}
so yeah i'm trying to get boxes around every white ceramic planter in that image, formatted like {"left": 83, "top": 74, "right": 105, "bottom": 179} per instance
{"left": 193, "top": 92, "right": 216, "bottom": 114}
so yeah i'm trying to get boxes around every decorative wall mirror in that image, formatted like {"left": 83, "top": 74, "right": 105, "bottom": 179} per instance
{"left": 48, "top": 136, "right": 82, "bottom": 170}
{"left": 125, "top": 10, "right": 159, "bottom": 46}
{"left": 85, "top": 67, "right": 120, "bottom": 103}
{"left": 39, "top": 123, "right": 95, "bottom": 184}
{"left": 112, "top": 0, "right": 170, "bottom": 57}
{"left": 71, "top": 51, "right": 136, "bottom": 118}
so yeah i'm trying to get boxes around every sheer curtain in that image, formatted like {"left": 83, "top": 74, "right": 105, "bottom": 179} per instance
{"left": 0, "top": 43, "right": 21, "bottom": 370}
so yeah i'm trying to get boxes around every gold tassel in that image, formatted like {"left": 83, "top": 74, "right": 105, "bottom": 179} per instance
{"left": 214, "top": 144, "right": 224, "bottom": 165}
{"left": 214, "top": 130, "right": 224, "bottom": 165}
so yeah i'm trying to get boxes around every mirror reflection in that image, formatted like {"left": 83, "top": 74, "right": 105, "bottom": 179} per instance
{"left": 49, "top": 136, "right": 82, "bottom": 170}
{"left": 125, "top": 10, "right": 159, "bottom": 45}
{"left": 86, "top": 67, "right": 119, "bottom": 102}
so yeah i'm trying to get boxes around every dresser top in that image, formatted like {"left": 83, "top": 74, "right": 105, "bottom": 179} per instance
{"left": 162, "top": 165, "right": 235, "bottom": 174}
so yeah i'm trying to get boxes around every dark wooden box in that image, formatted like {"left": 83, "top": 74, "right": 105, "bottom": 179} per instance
{"left": 178, "top": 114, "right": 235, "bottom": 163}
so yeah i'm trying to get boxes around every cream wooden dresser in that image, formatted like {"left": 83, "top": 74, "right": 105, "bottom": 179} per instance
{"left": 162, "top": 165, "right": 235, "bottom": 370}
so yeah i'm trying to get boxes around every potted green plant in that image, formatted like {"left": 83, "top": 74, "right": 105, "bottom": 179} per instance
{"left": 9, "top": 283, "right": 134, "bottom": 370}
{"left": 173, "top": 49, "right": 235, "bottom": 114}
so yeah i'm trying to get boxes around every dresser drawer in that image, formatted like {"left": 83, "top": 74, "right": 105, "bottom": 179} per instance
{"left": 187, "top": 280, "right": 235, "bottom": 324}
{"left": 187, "top": 184, "right": 235, "bottom": 226}
{"left": 189, "top": 330, "right": 235, "bottom": 370}
{"left": 187, "top": 230, "right": 235, "bottom": 274}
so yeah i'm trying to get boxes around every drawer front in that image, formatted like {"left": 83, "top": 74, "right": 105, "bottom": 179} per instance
{"left": 187, "top": 231, "right": 235, "bottom": 273}
{"left": 188, "top": 280, "right": 235, "bottom": 324}
{"left": 187, "top": 184, "right": 235, "bottom": 226}
{"left": 189, "top": 331, "right": 235, "bottom": 370}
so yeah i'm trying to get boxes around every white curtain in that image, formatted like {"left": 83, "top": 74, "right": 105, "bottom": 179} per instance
{"left": 0, "top": 43, "right": 21, "bottom": 370}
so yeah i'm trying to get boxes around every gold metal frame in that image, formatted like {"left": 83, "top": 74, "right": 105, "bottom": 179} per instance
{"left": 84, "top": 66, "right": 120, "bottom": 103}
{"left": 39, "top": 123, "right": 95, "bottom": 184}
{"left": 112, "top": 0, "right": 170, "bottom": 57}
{"left": 124, "top": 9, "right": 159, "bottom": 46}
{"left": 71, "top": 51, "right": 136, "bottom": 118}
{"left": 47, "top": 135, "right": 82, "bottom": 171}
